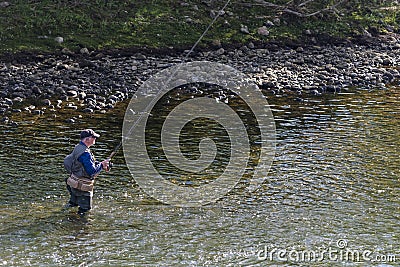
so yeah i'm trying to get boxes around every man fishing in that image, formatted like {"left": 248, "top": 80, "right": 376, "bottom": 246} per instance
{"left": 64, "top": 129, "right": 110, "bottom": 216}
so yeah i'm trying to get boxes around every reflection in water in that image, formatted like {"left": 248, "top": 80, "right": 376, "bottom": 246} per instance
{"left": 0, "top": 87, "right": 399, "bottom": 266}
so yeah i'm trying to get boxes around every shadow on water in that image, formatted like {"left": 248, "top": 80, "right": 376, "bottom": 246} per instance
{"left": 0, "top": 86, "right": 399, "bottom": 266}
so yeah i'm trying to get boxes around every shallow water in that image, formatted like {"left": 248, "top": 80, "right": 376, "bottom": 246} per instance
{"left": 0, "top": 87, "right": 399, "bottom": 266}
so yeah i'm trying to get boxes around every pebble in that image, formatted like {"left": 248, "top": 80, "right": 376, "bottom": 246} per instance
{"left": 80, "top": 48, "right": 90, "bottom": 55}
{"left": 67, "top": 90, "right": 78, "bottom": 97}
{"left": 54, "top": 37, "right": 64, "bottom": 44}
{"left": 66, "top": 104, "right": 78, "bottom": 110}
{"left": 264, "top": 20, "right": 274, "bottom": 27}
{"left": 32, "top": 87, "right": 42, "bottom": 95}
{"left": 61, "top": 48, "right": 74, "bottom": 55}
{"left": 0, "top": 1, "right": 10, "bottom": 8}
{"left": 258, "top": 27, "right": 269, "bottom": 36}
{"left": 82, "top": 108, "right": 94, "bottom": 113}
{"left": 215, "top": 48, "right": 225, "bottom": 55}
{"left": 240, "top": 25, "right": 249, "bottom": 34}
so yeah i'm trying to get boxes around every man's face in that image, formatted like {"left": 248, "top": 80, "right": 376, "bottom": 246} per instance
{"left": 86, "top": 136, "right": 96, "bottom": 146}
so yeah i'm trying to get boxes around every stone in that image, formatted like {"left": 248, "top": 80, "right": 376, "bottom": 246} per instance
{"left": 264, "top": 20, "right": 274, "bottom": 27}
{"left": 54, "top": 36, "right": 64, "bottom": 44}
{"left": 61, "top": 48, "right": 74, "bottom": 55}
{"left": 109, "top": 95, "right": 119, "bottom": 102}
{"left": 83, "top": 108, "right": 94, "bottom": 113}
{"left": 212, "top": 39, "right": 221, "bottom": 47}
{"left": 240, "top": 25, "right": 249, "bottom": 34}
{"left": 78, "top": 92, "right": 87, "bottom": 100}
{"left": 257, "top": 26, "right": 269, "bottom": 36}
{"left": 86, "top": 94, "right": 97, "bottom": 99}
{"left": 12, "top": 92, "right": 25, "bottom": 98}
{"left": 0, "top": 2, "right": 10, "bottom": 8}
{"left": 13, "top": 97, "right": 24, "bottom": 103}
{"left": 273, "top": 18, "right": 281, "bottom": 26}
{"left": 32, "top": 86, "right": 42, "bottom": 95}
{"left": 43, "top": 99, "right": 51, "bottom": 106}
{"left": 66, "top": 104, "right": 78, "bottom": 110}
{"left": 80, "top": 48, "right": 90, "bottom": 55}
{"left": 215, "top": 48, "right": 225, "bottom": 55}
{"left": 4, "top": 98, "right": 12, "bottom": 106}
{"left": 382, "top": 58, "right": 393, "bottom": 66}
{"left": 67, "top": 90, "right": 78, "bottom": 97}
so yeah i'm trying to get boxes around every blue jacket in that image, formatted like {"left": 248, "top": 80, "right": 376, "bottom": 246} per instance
{"left": 77, "top": 141, "right": 103, "bottom": 177}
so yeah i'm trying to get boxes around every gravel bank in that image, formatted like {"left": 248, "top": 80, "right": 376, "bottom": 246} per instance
{"left": 1, "top": 40, "right": 399, "bottom": 125}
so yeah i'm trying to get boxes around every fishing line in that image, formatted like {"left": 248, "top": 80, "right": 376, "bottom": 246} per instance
{"left": 108, "top": 0, "right": 232, "bottom": 160}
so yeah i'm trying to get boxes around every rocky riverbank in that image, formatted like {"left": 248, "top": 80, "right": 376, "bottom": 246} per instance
{"left": 1, "top": 38, "right": 399, "bottom": 126}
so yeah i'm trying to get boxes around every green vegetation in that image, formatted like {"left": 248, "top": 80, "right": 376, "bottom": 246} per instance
{"left": 0, "top": 0, "right": 399, "bottom": 54}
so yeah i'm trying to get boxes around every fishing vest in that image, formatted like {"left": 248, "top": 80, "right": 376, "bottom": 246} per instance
{"left": 66, "top": 143, "right": 95, "bottom": 192}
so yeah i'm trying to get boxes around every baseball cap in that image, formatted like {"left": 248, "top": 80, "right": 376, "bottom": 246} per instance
{"left": 80, "top": 129, "right": 100, "bottom": 139}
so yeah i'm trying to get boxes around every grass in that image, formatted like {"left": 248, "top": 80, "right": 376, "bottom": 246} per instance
{"left": 0, "top": 0, "right": 399, "bottom": 55}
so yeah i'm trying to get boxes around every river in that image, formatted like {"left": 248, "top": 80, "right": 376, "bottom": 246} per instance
{"left": 0, "top": 86, "right": 399, "bottom": 266}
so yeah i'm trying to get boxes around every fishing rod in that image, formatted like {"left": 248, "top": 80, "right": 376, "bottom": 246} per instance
{"left": 104, "top": 0, "right": 231, "bottom": 171}
{"left": 104, "top": 141, "right": 121, "bottom": 171}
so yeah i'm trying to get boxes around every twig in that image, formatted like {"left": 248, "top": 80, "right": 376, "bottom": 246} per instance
{"left": 298, "top": 0, "right": 316, "bottom": 7}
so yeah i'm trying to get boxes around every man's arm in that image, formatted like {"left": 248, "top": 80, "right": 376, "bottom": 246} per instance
{"left": 78, "top": 152, "right": 103, "bottom": 178}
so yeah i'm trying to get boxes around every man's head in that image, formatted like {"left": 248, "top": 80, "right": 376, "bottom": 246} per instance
{"left": 80, "top": 129, "right": 100, "bottom": 147}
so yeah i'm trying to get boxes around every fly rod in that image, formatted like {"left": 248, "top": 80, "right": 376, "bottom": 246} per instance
{"left": 104, "top": 0, "right": 231, "bottom": 171}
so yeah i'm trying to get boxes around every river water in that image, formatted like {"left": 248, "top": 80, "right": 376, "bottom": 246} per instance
{"left": 0, "top": 87, "right": 399, "bottom": 266}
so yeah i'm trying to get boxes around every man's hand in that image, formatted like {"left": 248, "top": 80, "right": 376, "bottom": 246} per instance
{"left": 101, "top": 159, "right": 110, "bottom": 172}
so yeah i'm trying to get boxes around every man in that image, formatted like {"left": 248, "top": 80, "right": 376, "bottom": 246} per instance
{"left": 64, "top": 129, "right": 110, "bottom": 216}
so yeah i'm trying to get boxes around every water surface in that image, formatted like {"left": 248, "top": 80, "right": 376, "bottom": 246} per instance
{"left": 0, "top": 87, "right": 399, "bottom": 266}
